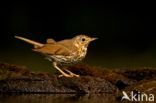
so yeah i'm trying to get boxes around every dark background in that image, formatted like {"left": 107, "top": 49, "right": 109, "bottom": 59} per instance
{"left": 1, "top": 1, "right": 156, "bottom": 71}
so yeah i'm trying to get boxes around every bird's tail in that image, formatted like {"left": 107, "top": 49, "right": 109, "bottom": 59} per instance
{"left": 15, "top": 36, "right": 44, "bottom": 48}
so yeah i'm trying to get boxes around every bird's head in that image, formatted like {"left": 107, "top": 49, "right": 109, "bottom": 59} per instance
{"left": 73, "top": 35, "right": 98, "bottom": 48}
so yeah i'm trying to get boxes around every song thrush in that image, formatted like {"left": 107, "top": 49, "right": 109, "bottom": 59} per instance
{"left": 15, "top": 35, "right": 97, "bottom": 77}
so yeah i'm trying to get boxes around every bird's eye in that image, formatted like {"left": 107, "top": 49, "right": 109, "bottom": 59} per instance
{"left": 81, "top": 38, "right": 85, "bottom": 42}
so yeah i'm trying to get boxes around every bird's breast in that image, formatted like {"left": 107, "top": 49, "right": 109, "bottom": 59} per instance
{"left": 47, "top": 46, "right": 87, "bottom": 65}
{"left": 75, "top": 46, "right": 87, "bottom": 60}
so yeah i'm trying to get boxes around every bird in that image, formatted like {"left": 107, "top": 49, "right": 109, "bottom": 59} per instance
{"left": 15, "top": 35, "right": 97, "bottom": 77}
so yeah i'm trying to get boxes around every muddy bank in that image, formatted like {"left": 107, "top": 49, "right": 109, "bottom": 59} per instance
{"left": 0, "top": 63, "right": 156, "bottom": 96}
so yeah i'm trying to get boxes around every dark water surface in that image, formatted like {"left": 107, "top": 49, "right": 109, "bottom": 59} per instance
{"left": 0, "top": 94, "right": 119, "bottom": 103}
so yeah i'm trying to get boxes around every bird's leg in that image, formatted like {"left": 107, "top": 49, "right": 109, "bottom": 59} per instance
{"left": 53, "top": 62, "right": 73, "bottom": 77}
{"left": 64, "top": 69, "right": 79, "bottom": 77}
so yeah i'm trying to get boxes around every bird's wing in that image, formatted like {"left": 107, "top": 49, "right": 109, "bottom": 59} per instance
{"left": 33, "top": 43, "right": 71, "bottom": 56}
{"left": 46, "top": 38, "right": 56, "bottom": 44}
{"left": 57, "top": 39, "right": 77, "bottom": 51}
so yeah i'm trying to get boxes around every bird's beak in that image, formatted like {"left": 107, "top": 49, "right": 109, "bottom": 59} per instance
{"left": 90, "top": 37, "right": 98, "bottom": 41}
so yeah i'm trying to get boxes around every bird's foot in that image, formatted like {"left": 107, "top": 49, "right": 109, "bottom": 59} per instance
{"left": 53, "top": 62, "right": 79, "bottom": 78}
{"left": 65, "top": 69, "right": 80, "bottom": 77}
{"left": 58, "top": 74, "right": 79, "bottom": 78}
{"left": 58, "top": 70, "right": 80, "bottom": 78}
{"left": 58, "top": 74, "right": 73, "bottom": 78}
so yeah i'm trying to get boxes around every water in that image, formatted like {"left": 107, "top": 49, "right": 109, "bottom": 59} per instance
{"left": 0, "top": 94, "right": 119, "bottom": 103}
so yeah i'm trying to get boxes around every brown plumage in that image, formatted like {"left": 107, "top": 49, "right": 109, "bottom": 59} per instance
{"left": 15, "top": 35, "right": 97, "bottom": 77}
